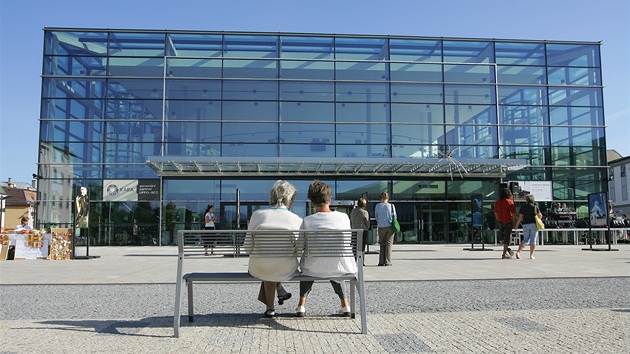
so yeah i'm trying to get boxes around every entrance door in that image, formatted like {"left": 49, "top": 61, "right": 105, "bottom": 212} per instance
{"left": 220, "top": 203, "right": 267, "bottom": 230}
{"left": 419, "top": 204, "right": 447, "bottom": 243}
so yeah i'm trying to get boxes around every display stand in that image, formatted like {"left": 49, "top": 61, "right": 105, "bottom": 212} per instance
{"left": 464, "top": 194, "right": 492, "bottom": 251}
{"left": 582, "top": 192, "right": 618, "bottom": 251}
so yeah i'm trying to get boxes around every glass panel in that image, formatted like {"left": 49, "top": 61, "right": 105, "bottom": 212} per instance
{"left": 546, "top": 43, "right": 600, "bottom": 67}
{"left": 163, "top": 122, "right": 220, "bottom": 145}
{"left": 222, "top": 122, "right": 277, "bottom": 143}
{"left": 280, "top": 81, "right": 335, "bottom": 101}
{"left": 495, "top": 42, "right": 545, "bottom": 65}
{"left": 498, "top": 86, "right": 546, "bottom": 105}
{"left": 446, "top": 124, "right": 497, "bottom": 146}
{"left": 41, "top": 120, "right": 103, "bottom": 142}
{"left": 109, "top": 32, "right": 165, "bottom": 57}
{"left": 392, "top": 124, "right": 444, "bottom": 146}
{"left": 164, "top": 142, "right": 220, "bottom": 157}
{"left": 457, "top": 144, "right": 498, "bottom": 159}
{"left": 337, "top": 123, "right": 389, "bottom": 144}
{"left": 336, "top": 82, "right": 389, "bottom": 102}
{"left": 223, "top": 80, "right": 278, "bottom": 100}
{"left": 103, "top": 164, "right": 158, "bottom": 179}
{"left": 336, "top": 104, "right": 389, "bottom": 144}
{"left": 500, "top": 105, "right": 547, "bottom": 125}
{"left": 165, "top": 100, "right": 220, "bottom": 120}
{"left": 43, "top": 55, "right": 107, "bottom": 76}
{"left": 166, "top": 80, "right": 221, "bottom": 100}
{"left": 336, "top": 180, "right": 383, "bottom": 200}
{"left": 390, "top": 63, "right": 442, "bottom": 82}
{"left": 444, "top": 85, "right": 495, "bottom": 104}
{"left": 107, "top": 79, "right": 164, "bottom": 99}
{"left": 279, "top": 143, "right": 334, "bottom": 157}
{"left": 336, "top": 61, "right": 388, "bottom": 81}
{"left": 106, "top": 121, "right": 162, "bottom": 142}
{"left": 391, "top": 83, "right": 443, "bottom": 103}
{"left": 45, "top": 31, "right": 108, "bottom": 56}
{"left": 335, "top": 37, "right": 388, "bottom": 60}
{"left": 223, "top": 34, "right": 277, "bottom": 58}
{"left": 104, "top": 142, "right": 158, "bottom": 163}
{"left": 166, "top": 58, "right": 222, "bottom": 78}
{"left": 43, "top": 78, "right": 106, "bottom": 99}
{"left": 223, "top": 101, "right": 277, "bottom": 121}
{"left": 547, "top": 67, "right": 601, "bottom": 86}
{"left": 280, "top": 123, "right": 334, "bottom": 143}
{"left": 446, "top": 180, "right": 497, "bottom": 200}
{"left": 108, "top": 57, "right": 164, "bottom": 77}
{"left": 42, "top": 98, "right": 105, "bottom": 119}
{"left": 389, "top": 39, "right": 442, "bottom": 62}
{"left": 549, "top": 106, "right": 603, "bottom": 126}
{"left": 280, "top": 60, "right": 334, "bottom": 79}
{"left": 501, "top": 146, "right": 546, "bottom": 165}
{"left": 550, "top": 127, "right": 604, "bottom": 147}
{"left": 336, "top": 144, "right": 392, "bottom": 158}
{"left": 500, "top": 126, "right": 547, "bottom": 146}
{"left": 280, "top": 36, "right": 334, "bottom": 59}
{"left": 548, "top": 87, "right": 602, "bottom": 107}
{"left": 280, "top": 102, "right": 334, "bottom": 122}
{"left": 167, "top": 33, "right": 222, "bottom": 57}
{"left": 106, "top": 99, "right": 162, "bottom": 120}
{"left": 444, "top": 104, "right": 497, "bottom": 124}
{"left": 497, "top": 65, "right": 546, "bottom": 84}
{"left": 443, "top": 40, "right": 494, "bottom": 63}
{"left": 444, "top": 64, "right": 494, "bottom": 83}
{"left": 223, "top": 59, "right": 277, "bottom": 79}
{"left": 392, "top": 145, "right": 441, "bottom": 158}
{"left": 222, "top": 143, "right": 278, "bottom": 157}
{"left": 392, "top": 103, "right": 444, "bottom": 124}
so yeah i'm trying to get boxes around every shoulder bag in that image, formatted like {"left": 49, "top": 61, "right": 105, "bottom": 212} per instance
{"left": 390, "top": 204, "right": 400, "bottom": 233}
{"left": 534, "top": 205, "right": 545, "bottom": 230}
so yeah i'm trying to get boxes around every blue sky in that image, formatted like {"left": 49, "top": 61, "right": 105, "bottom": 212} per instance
{"left": 1, "top": 0, "right": 628, "bottom": 184}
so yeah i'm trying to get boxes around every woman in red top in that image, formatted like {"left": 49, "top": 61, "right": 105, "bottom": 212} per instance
{"left": 493, "top": 188, "right": 516, "bottom": 259}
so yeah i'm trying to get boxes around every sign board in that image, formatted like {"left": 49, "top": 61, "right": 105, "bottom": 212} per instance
{"left": 74, "top": 185, "right": 90, "bottom": 228}
{"left": 588, "top": 192, "right": 607, "bottom": 227}
{"left": 471, "top": 194, "right": 483, "bottom": 228}
{"left": 514, "top": 181, "right": 553, "bottom": 201}
{"left": 103, "top": 179, "right": 160, "bottom": 202}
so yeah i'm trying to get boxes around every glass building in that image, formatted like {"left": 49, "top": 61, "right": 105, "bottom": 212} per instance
{"left": 37, "top": 28, "right": 607, "bottom": 245}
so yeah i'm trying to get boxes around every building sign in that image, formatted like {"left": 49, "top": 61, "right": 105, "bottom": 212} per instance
{"left": 514, "top": 181, "right": 553, "bottom": 202}
{"left": 471, "top": 194, "right": 483, "bottom": 228}
{"left": 103, "top": 179, "right": 160, "bottom": 202}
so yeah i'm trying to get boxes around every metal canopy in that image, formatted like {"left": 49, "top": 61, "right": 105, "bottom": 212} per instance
{"left": 146, "top": 156, "right": 528, "bottom": 179}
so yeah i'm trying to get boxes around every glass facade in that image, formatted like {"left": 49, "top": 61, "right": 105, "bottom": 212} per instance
{"left": 37, "top": 29, "right": 607, "bottom": 245}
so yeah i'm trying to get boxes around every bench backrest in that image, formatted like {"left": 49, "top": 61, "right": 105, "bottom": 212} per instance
{"left": 177, "top": 229, "right": 363, "bottom": 259}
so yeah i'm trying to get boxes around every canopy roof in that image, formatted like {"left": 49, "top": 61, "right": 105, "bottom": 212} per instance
{"left": 146, "top": 157, "right": 528, "bottom": 179}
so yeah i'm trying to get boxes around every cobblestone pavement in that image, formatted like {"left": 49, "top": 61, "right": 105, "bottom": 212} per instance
{"left": 1, "top": 278, "right": 629, "bottom": 353}
{"left": 1, "top": 244, "right": 629, "bottom": 353}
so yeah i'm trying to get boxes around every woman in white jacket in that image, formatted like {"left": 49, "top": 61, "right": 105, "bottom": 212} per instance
{"left": 296, "top": 180, "right": 357, "bottom": 318}
{"left": 244, "top": 180, "right": 302, "bottom": 317}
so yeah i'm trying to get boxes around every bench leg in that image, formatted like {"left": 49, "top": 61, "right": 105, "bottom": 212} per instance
{"left": 187, "top": 280, "right": 194, "bottom": 322}
{"left": 349, "top": 280, "right": 356, "bottom": 319}
{"left": 174, "top": 279, "right": 183, "bottom": 338}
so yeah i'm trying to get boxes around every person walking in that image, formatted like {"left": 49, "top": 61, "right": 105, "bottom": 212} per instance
{"left": 513, "top": 194, "right": 542, "bottom": 259}
{"left": 374, "top": 191, "right": 396, "bottom": 266}
{"left": 493, "top": 188, "right": 516, "bottom": 259}
{"left": 350, "top": 197, "right": 370, "bottom": 266}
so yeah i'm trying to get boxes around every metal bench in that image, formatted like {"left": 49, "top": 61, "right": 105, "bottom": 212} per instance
{"left": 173, "top": 229, "right": 366, "bottom": 337}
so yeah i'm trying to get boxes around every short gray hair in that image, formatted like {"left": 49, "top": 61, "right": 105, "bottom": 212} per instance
{"left": 269, "top": 180, "right": 298, "bottom": 207}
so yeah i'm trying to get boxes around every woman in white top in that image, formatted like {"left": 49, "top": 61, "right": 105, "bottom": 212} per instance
{"left": 296, "top": 180, "right": 357, "bottom": 318}
{"left": 204, "top": 205, "right": 217, "bottom": 255}
{"left": 244, "top": 180, "right": 302, "bottom": 317}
